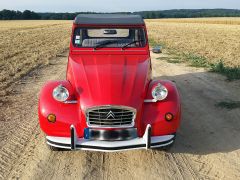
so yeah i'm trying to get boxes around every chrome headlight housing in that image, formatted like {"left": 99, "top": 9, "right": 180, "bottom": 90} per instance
{"left": 151, "top": 83, "right": 168, "bottom": 101}
{"left": 52, "top": 85, "right": 69, "bottom": 102}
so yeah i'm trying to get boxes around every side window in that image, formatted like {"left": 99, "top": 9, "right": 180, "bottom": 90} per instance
{"left": 134, "top": 29, "right": 146, "bottom": 47}
{"left": 73, "top": 28, "right": 82, "bottom": 47}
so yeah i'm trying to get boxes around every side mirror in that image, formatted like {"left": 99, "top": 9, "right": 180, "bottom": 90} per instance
{"left": 152, "top": 46, "right": 162, "bottom": 53}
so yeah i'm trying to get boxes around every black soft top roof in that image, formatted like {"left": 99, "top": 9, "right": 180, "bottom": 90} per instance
{"left": 74, "top": 14, "right": 144, "bottom": 25}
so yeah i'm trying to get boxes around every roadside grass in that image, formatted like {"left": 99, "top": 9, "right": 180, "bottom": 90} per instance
{"left": 149, "top": 38, "right": 166, "bottom": 49}
{"left": 215, "top": 101, "right": 240, "bottom": 110}
{"left": 184, "top": 54, "right": 208, "bottom": 67}
{"left": 167, "top": 59, "right": 182, "bottom": 64}
{"left": 149, "top": 38, "right": 159, "bottom": 47}
{"left": 210, "top": 62, "right": 240, "bottom": 81}
{"left": 150, "top": 39, "right": 240, "bottom": 80}
{"left": 156, "top": 57, "right": 168, "bottom": 60}
{"left": 156, "top": 57, "right": 181, "bottom": 63}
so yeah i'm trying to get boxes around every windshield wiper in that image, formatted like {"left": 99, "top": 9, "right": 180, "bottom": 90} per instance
{"left": 94, "top": 40, "right": 118, "bottom": 50}
{"left": 122, "top": 40, "right": 144, "bottom": 50}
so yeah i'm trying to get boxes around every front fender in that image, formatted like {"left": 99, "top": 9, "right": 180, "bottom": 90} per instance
{"left": 141, "top": 80, "right": 181, "bottom": 136}
{"left": 38, "top": 81, "right": 84, "bottom": 137}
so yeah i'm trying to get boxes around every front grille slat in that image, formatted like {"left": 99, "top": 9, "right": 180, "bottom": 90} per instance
{"left": 88, "top": 117, "right": 133, "bottom": 120}
{"left": 88, "top": 120, "right": 133, "bottom": 124}
{"left": 86, "top": 106, "right": 136, "bottom": 128}
{"left": 89, "top": 111, "right": 132, "bottom": 114}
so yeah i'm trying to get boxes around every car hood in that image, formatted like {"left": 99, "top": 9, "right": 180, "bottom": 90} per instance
{"left": 67, "top": 54, "right": 151, "bottom": 111}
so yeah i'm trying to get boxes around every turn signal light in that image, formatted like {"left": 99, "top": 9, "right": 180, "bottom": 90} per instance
{"left": 47, "top": 114, "right": 56, "bottom": 123}
{"left": 165, "top": 113, "right": 174, "bottom": 121}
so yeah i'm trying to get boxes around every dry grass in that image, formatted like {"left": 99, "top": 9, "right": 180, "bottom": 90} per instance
{"left": 146, "top": 18, "right": 240, "bottom": 67}
{"left": 152, "top": 17, "right": 240, "bottom": 25}
{"left": 0, "top": 20, "right": 72, "bottom": 94}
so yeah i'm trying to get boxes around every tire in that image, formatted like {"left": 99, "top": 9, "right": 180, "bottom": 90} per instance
{"left": 161, "top": 140, "right": 175, "bottom": 151}
{"left": 48, "top": 144, "right": 65, "bottom": 151}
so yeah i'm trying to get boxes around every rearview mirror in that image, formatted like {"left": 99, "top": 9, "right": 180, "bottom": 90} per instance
{"left": 103, "top": 29, "right": 117, "bottom": 35}
{"left": 152, "top": 46, "right": 162, "bottom": 53}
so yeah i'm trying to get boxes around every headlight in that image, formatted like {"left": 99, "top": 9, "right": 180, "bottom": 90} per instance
{"left": 151, "top": 83, "right": 168, "bottom": 101}
{"left": 52, "top": 85, "right": 69, "bottom": 102}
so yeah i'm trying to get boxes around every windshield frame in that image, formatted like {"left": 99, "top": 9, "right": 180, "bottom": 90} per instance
{"left": 71, "top": 25, "right": 148, "bottom": 49}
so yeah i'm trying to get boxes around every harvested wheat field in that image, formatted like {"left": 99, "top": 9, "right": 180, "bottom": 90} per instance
{"left": 154, "top": 17, "right": 240, "bottom": 25}
{"left": 146, "top": 18, "right": 240, "bottom": 67}
{"left": 0, "top": 20, "right": 72, "bottom": 95}
{"left": 0, "top": 19, "right": 240, "bottom": 180}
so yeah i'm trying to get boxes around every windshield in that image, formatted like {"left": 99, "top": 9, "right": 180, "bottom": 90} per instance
{"left": 72, "top": 27, "right": 147, "bottom": 48}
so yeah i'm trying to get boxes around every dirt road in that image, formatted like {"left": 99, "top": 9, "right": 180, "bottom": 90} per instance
{"left": 0, "top": 52, "right": 240, "bottom": 180}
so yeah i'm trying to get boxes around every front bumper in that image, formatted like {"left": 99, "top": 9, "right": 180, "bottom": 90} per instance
{"left": 46, "top": 124, "right": 175, "bottom": 152}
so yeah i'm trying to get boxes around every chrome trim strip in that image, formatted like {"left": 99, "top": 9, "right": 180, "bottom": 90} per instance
{"left": 85, "top": 105, "right": 136, "bottom": 128}
{"left": 144, "top": 99, "right": 157, "bottom": 103}
{"left": 64, "top": 100, "right": 78, "bottom": 104}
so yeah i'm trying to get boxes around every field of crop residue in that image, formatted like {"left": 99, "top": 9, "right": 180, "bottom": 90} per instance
{"left": 1, "top": 18, "right": 239, "bottom": 95}
{"left": 0, "top": 20, "right": 72, "bottom": 96}
{"left": 146, "top": 18, "right": 240, "bottom": 67}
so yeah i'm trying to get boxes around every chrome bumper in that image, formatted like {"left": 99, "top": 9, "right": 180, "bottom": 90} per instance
{"left": 46, "top": 124, "right": 175, "bottom": 152}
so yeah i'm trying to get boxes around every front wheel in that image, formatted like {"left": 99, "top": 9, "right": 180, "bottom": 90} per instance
{"left": 47, "top": 144, "right": 69, "bottom": 151}
{"left": 48, "top": 144, "right": 61, "bottom": 151}
{"left": 161, "top": 140, "right": 175, "bottom": 151}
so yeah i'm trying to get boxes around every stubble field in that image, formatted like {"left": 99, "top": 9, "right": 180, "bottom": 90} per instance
{"left": 146, "top": 18, "right": 240, "bottom": 67}
{"left": 0, "top": 18, "right": 239, "bottom": 96}
{"left": 0, "top": 20, "right": 72, "bottom": 96}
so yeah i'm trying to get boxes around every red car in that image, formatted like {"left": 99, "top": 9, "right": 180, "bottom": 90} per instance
{"left": 38, "top": 14, "right": 181, "bottom": 152}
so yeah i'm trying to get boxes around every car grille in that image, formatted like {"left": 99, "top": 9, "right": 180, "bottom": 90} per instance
{"left": 86, "top": 106, "right": 136, "bottom": 128}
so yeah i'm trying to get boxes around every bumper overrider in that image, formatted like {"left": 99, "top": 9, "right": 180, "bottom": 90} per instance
{"left": 46, "top": 124, "right": 175, "bottom": 152}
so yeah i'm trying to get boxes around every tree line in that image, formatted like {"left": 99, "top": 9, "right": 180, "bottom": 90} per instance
{"left": 0, "top": 9, "right": 41, "bottom": 20}
{"left": 0, "top": 9, "right": 240, "bottom": 20}
{"left": 138, "top": 9, "right": 240, "bottom": 18}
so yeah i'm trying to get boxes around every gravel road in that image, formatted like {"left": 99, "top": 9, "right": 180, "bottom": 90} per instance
{"left": 0, "top": 52, "right": 240, "bottom": 180}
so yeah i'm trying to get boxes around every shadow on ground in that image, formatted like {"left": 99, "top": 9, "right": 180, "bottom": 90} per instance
{"left": 154, "top": 72, "right": 240, "bottom": 155}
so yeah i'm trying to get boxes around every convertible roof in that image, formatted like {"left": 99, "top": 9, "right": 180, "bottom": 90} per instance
{"left": 74, "top": 14, "right": 145, "bottom": 25}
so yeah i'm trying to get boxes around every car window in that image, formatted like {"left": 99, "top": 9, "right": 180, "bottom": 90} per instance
{"left": 73, "top": 27, "right": 146, "bottom": 48}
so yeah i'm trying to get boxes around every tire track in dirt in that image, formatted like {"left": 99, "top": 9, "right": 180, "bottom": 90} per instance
{"left": 1, "top": 52, "right": 108, "bottom": 180}
{"left": 170, "top": 153, "right": 198, "bottom": 179}
{"left": 152, "top": 52, "right": 240, "bottom": 179}
{"left": 0, "top": 53, "right": 68, "bottom": 179}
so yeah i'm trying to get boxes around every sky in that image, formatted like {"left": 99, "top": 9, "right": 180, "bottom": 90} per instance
{"left": 0, "top": 0, "right": 240, "bottom": 12}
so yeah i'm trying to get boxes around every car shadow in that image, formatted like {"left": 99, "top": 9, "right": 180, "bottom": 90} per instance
{"left": 153, "top": 72, "right": 240, "bottom": 155}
